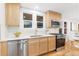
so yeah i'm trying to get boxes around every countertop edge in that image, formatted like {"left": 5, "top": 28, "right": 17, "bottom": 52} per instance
{"left": 0, "top": 35, "right": 56, "bottom": 42}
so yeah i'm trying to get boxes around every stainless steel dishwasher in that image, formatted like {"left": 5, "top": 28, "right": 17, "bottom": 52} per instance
{"left": 19, "top": 40, "right": 28, "bottom": 56}
{"left": 8, "top": 40, "right": 28, "bottom": 56}
{"left": 22, "top": 40, "right": 28, "bottom": 56}
{"left": 8, "top": 40, "right": 24, "bottom": 56}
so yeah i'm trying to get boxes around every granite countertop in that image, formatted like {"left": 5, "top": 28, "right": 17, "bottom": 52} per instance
{"left": 0, "top": 35, "right": 55, "bottom": 42}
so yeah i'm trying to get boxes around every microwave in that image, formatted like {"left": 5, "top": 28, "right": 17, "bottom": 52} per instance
{"left": 51, "top": 20, "right": 60, "bottom": 28}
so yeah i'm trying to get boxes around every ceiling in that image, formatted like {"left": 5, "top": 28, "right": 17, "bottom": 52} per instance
{"left": 21, "top": 3, "right": 79, "bottom": 20}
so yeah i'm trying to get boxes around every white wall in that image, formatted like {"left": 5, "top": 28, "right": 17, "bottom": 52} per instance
{"left": 61, "top": 14, "right": 79, "bottom": 41}
{"left": 20, "top": 8, "right": 45, "bottom": 29}
{"left": 0, "top": 3, "right": 6, "bottom": 40}
{"left": 7, "top": 8, "right": 46, "bottom": 38}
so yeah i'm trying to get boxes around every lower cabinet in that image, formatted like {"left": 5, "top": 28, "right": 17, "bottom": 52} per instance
{"left": 0, "top": 36, "right": 56, "bottom": 56}
{"left": 48, "top": 36, "right": 56, "bottom": 52}
{"left": 0, "top": 43, "right": 1, "bottom": 56}
{"left": 27, "top": 36, "right": 56, "bottom": 56}
{"left": 27, "top": 39, "right": 40, "bottom": 56}
{"left": 39, "top": 37, "right": 48, "bottom": 54}
{"left": 0, "top": 42, "right": 8, "bottom": 56}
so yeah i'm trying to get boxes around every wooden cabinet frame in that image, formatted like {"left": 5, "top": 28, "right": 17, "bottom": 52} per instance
{"left": 0, "top": 42, "right": 8, "bottom": 56}
{"left": 5, "top": 3, "right": 20, "bottom": 26}
{"left": 27, "top": 36, "right": 56, "bottom": 56}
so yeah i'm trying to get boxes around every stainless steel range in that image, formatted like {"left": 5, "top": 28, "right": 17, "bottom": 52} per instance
{"left": 50, "top": 33, "right": 65, "bottom": 51}
{"left": 56, "top": 34, "right": 65, "bottom": 49}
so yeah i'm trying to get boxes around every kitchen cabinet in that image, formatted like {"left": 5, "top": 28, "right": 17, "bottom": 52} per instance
{"left": 48, "top": 36, "right": 56, "bottom": 52}
{"left": 5, "top": 3, "right": 20, "bottom": 26}
{"left": 0, "top": 43, "right": 1, "bottom": 55}
{"left": 27, "top": 37, "right": 48, "bottom": 56}
{"left": 45, "top": 10, "right": 62, "bottom": 20}
{"left": 27, "top": 36, "right": 56, "bottom": 56}
{"left": 45, "top": 10, "right": 62, "bottom": 28}
{"left": 0, "top": 42, "right": 8, "bottom": 56}
{"left": 27, "top": 39, "right": 40, "bottom": 56}
{"left": 39, "top": 37, "right": 48, "bottom": 54}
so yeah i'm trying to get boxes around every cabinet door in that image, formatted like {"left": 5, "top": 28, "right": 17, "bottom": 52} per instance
{"left": 6, "top": 3, "right": 20, "bottom": 26}
{"left": 27, "top": 39, "right": 40, "bottom": 56}
{"left": 47, "top": 11, "right": 61, "bottom": 20}
{"left": 48, "top": 36, "right": 56, "bottom": 52}
{"left": 39, "top": 37, "right": 48, "bottom": 54}
{"left": 1, "top": 42, "right": 8, "bottom": 56}
{"left": 0, "top": 43, "right": 1, "bottom": 56}
{"left": 45, "top": 13, "right": 51, "bottom": 28}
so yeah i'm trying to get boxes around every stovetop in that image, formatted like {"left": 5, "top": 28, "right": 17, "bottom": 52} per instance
{"left": 49, "top": 33, "right": 65, "bottom": 39}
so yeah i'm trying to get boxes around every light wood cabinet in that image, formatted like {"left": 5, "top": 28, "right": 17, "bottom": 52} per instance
{"left": 27, "top": 39, "right": 40, "bottom": 56}
{"left": 39, "top": 37, "right": 48, "bottom": 54}
{"left": 27, "top": 36, "right": 56, "bottom": 56}
{"left": 45, "top": 10, "right": 62, "bottom": 28}
{"left": 5, "top": 3, "right": 20, "bottom": 26}
{"left": 47, "top": 11, "right": 62, "bottom": 20}
{"left": 48, "top": 36, "right": 56, "bottom": 52}
{"left": 0, "top": 43, "right": 1, "bottom": 56}
{"left": 0, "top": 42, "right": 8, "bottom": 56}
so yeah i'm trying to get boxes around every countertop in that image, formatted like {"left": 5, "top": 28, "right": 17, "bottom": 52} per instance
{"left": 0, "top": 35, "right": 55, "bottom": 42}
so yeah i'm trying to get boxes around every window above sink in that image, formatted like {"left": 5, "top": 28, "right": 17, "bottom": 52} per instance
{"left": 21, "top": 8, "right": 45, "bottom": 29}
{"left": 23, "top": 13, "right": 32, "bottom": 28}
{"left": 37, "top": 15, "right": 43, "bottom": 28}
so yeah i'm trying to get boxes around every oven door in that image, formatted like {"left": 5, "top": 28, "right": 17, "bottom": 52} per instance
{"left": 56, "top": 38, "right": 65, "bottom": 48}
{"left": 56, "top": 34, "right": 65, "bottom": 49}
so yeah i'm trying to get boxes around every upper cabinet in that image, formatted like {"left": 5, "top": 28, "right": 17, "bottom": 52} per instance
{"left": 5, "top": 3, "right": 20, "bottom": 26}
{"left": 45, "top": 10, "right": 62, "bottom": 28}
{"left": 45, "top": 10, "right": 62, "bottom": 20}
{"left": 0, "top": 42, "right": 8, "bottom": 56}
